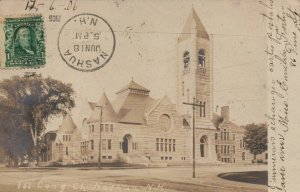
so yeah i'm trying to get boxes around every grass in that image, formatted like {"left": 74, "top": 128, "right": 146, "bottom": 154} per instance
{"left": 218, "top": 171, "right": 268, "bottom": 185}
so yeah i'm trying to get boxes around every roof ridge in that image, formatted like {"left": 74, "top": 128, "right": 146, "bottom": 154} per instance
{"left": 116, "top": 80, "right": 150, "bottom": 94}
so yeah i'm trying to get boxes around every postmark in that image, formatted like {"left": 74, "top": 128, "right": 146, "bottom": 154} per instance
{"left": 4, "top": 15, "right": 45, "bottom": 68}
{"left": 58, "top": 13, "right": 116, "bottom": 72}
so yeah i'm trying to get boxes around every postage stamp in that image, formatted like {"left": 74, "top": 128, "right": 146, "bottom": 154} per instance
{"left": 4, "top": 15, "right": 45, "bottom": 68}
{"left": 58, "top": 13, "right": 116, "bottom": 72}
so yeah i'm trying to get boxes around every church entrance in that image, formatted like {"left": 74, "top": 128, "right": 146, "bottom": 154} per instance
{"left": 122, "top": 134, "right": 132, "bottom": 154}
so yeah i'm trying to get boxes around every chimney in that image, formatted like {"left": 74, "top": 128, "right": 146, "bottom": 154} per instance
{"left": 221, "top": 106, "right": 229, "bottom": 122}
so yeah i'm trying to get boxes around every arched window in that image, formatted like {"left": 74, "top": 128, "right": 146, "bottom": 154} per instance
{"left": 200, "top": 136, "right": 208, "bottom": 157}
{"left": 198, "top": 49, "right": 205, "bottom": 68}
{"left": 242, "top": 152, "right": 245, "bottom": 160}
{"left": 183, "top": 51, "right": 190, "bottom": 68}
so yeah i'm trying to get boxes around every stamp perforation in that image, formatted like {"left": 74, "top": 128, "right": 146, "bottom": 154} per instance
{"left": 0, "top": 13, "right": 46, "bottom": 69}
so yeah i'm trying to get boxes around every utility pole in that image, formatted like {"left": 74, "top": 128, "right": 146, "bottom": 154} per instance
{"left": 183, "top": 97, "right": 201, "bottom": 178}
{"left": 96, "top": 105, "right": 103, "bottom": 168}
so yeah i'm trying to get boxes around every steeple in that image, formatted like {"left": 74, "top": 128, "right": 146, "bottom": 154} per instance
{"left": 178, "top": 8, "right": 209, "bottom": 42}
{"left": 176, "top": 8, "right": 214, "bottom": 129}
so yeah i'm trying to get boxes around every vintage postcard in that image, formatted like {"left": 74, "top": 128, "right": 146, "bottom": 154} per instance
{"left": 0, "top": 0, "right": 299, "bottom": 192}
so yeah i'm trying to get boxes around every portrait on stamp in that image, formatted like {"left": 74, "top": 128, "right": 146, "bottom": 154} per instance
{"left": 14, "top": 26, "right": 37, "bottom": 56}
{"left": 4, "top": 16, "right": 45, "bottom": 67}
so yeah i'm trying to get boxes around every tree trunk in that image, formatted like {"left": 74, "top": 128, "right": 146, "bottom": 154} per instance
{"left": 8, "top": 156, "right": 12, "bottom": 167}
{"left": 35, "top": 143, "right": 39, "bottom": 167}
{"left": 13, "top": 158, "right": 18, "bottom": 167}
{"left": 30, "top": 126, "right": 38, "bottom": 167}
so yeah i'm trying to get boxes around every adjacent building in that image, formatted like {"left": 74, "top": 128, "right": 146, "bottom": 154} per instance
{"left": 41, "top": 114, "right": 81, "bottom": 165}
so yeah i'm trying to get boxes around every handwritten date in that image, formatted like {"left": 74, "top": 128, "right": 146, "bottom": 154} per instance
{"left": 25, "top": 0, "right": 78, "bottom": 12}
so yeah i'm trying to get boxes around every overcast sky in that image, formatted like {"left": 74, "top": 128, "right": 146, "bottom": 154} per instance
{"left": 0, "top": 0, "right": 267, "bottom": 130}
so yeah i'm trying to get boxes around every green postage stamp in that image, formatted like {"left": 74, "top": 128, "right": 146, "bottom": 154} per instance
{"left": 3, "top": 15, "right": 45, "bottom": 68}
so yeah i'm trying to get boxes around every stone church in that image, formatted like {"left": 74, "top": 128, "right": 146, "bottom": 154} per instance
{"left": 41, "top": 9, "right": 262, "bottom": 166}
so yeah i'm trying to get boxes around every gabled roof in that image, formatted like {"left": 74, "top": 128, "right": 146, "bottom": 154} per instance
{"left": 145, "top": 95, "right": 172, "bottom": 116}
{"left": 144, "top": 98, "right": 159, "bottom": 114}
{"left": 88, "top": 102, "right": 97, "bottom": 110}
{"left": 179, "top": 8, "right": 209, "bottom": 42}
{"left": 87, "top": 92, "right": 118, "bottom": 123}
{"left": 116, "top": 80, "right": 150, "bottom": 94}
{"left": 229, "top": 121, "right": 245, "bottom": 133}
{"left": 58, "top": 114, "right": 77, "bottom": 134}
{"left": 213, "top": 113, "right": 244, "bottom": 132}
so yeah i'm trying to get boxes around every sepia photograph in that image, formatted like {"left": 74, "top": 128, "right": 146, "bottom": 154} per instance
{"left": 1, "top": 0, "right": 293, "bottom": 191}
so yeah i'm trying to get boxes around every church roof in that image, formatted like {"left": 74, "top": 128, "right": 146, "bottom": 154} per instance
{"left": 86, "top": 80, "right": 168, "bottom": 125}
{"left": 116, "top": 80, "right": 150, "bottom": 94}
{"left": 119, "top": 109, "right": 145, "bottom": 124}
{"left": 178, "top": 8, "right": 209, "bottom": 42}
{"left": 145, "top": 95, "right": 172, "bottom": 116}
{"left": 108, "top": 80, "right": 157, "bottom": 124}
{"left": 58, "top": 114, "right": 77, "bottom": 134}
{"left": 88, "top": 102, "right": 97, "bottom": 110}
{"left": 111, "top": 92, "right": 156, "bottom": 124}
{"left": 87, "top": 92, "right": 118, "bottom": 123}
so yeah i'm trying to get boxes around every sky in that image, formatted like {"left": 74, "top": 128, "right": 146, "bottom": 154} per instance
{"left": 0, "top": 0, "right": 267, "bottom": 130}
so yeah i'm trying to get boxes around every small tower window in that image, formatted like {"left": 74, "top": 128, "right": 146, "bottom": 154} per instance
{"left": 198, "top": 49, "right": 205, "bottom": 68}
{"left": 182, "top": 82, "right": 184, "bottom": 96}
{"left": 183, "top": 51, "right": 190, "bottom": 68}
{"left": 200, "top": 101, "right": 206, "bottom": 117}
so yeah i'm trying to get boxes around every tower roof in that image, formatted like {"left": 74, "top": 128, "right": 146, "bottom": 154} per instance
{"left": 87, "top": 92, "right": 118, "bottom": 123}
{"left": 116, "top": 80, "right": 150, "bottom": 94}
{"left": 179, "top": 8, "right": 209, "bottom": 42}
{"left": 58, "top": 114, "right": 77, "bottom": 134}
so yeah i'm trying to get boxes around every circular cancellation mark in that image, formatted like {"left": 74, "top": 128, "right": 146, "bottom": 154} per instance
{"left": 58, "top": 13, "right": 116, "bottom": 72}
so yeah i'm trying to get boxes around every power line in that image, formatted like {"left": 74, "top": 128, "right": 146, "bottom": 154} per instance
{"left": 213, "top": 84, "right": 265, "bottom": 92}
{"left": 220, "top": 97, "right": 266, "bottom": 103}
{"left": 213, "top": 60, "right": 265, "bottom": 71}
{"left": 114, "top": 30, "right": 265, "bottom": 38}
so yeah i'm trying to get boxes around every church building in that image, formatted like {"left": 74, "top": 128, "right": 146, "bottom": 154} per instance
{"left": 41, "top": 9, "right": 257, "bottom": 166}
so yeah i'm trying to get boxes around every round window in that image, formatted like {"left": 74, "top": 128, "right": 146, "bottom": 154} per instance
{"left": 159, "top": 114, "right": 171, "bottom": 132}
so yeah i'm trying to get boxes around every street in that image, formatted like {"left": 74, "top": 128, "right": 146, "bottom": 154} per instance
{"left": 0, "top": 164, "right": 267, "bottom": 192}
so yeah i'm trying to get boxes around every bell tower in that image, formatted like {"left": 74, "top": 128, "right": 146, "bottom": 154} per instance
{"left": 176, "top": 8, "right": 213, "bottom": 129}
